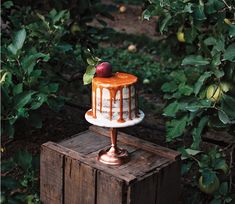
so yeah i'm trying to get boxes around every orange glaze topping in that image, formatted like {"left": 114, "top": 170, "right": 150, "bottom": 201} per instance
{"left": 91, "top": 72, "right": 138, "bottom": 122}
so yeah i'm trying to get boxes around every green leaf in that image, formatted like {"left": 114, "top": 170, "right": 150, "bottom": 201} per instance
{"left": 83, "top": 73, "right": 94, "bottom": 85}
{"left": 161, "top": 81, "right": 178, "bottom": 93}
{"left": 0, "top": 71, "right": 9, "bottom": 84}
{"left": 185, "top": 100, "right": 211, "bottom": 112}
{"left": 52, "top": 10, "right": 68, "bottom": 24}
{"left": 183, "top": 3, "right": 193, "bottom": 13}
{"left": 218, "top": 110, "right": 231, "bottom": 124}
{"left": 31, "top": 93, "right": 47, "bottom": 110}
{"left": 193, "top": 4, "right": 206, "bottom": 20}
{"left": 201, "top": 170, "right": 217, "bottom": 186}
{"left": 13, "top": 149, "right": 32, "bottom": 170}
{"left": 48, "top": 83, "right": 59, "bottom": 93}
{"left": 185, "top": 148, "right": 201, "bottom": 156}
{"left": 223, "top": 43, "right": 235, "bottom": 62}
{"left": 13, "top": 83, "right": 23, "bottom": 95}
{"left": 221, "top": 95, "right": 235, "bottom": 119}
{"left": 191, "top": 116, "right": 209, "bottom": 149}
{"left": 178, "top": 84, "right": 193, "bottom": 96}
{"left": 214, "top": 69, "right": 224, "bottom": 78}
{"left": 229, "top": 25, "right": 235, "bottom": 37}
{"left": 185, "top": 26, "right": 198, "bottom": 43}
{"left": 7, "top": 29, "right": 26, "bottom": 55}
{"left": 2, "top": 1, "right": 13, "bottom": 9}
{"left": 170, "top": 71, "right": 187, "bottom": 82}
{"left": 214, "top": 159, "right": 228, "bottom": 174}
{"left": 21, "top": 53, "right": 50, "bottom": 74}
{"left": 182, "top": 55, "right": 209, "bottom": 66}
{"left": 194, "top": 71, "right": 212, "bottom": 95}
{"left": 83, "top": 65, "right": 96, "bottom": 85}
{"left": 181, "top": 161, "right": 193, "bottom": 175}
{"left": 213, "top": 37, "right": 225, "bottom": 52}
{"left": 17, "top": 108, "right": 29, "bottom": 118}
{"left": 163, "top": 101, "right": 179, "bottom": 117}
{"left": 14, "top": 29, "right": 26, "bottom": 50}
{"left": 160, "top": 14, "right": 171, "bottom": 33}
{"left": 166, "top": 115, "right": 188, "bottom": 141}
{"left": 7, "top": 44, "right": 18, "bottom": 55}
{"left": 30, "top": 69, "right": 42, "bottom": 77}
{"left": 179, "top": 147, "right": 201, "bottom": 160}
{"left": 204, "top": 37, "right": 217, "bottom": 46}
{"left": 211, "top": 53, "right": 221, "bottom": 67}
{"left": 13, "top": 91, "right": 35, "bottom": 109}
{"left": 86, "top": 58, "right": 96, "bottom": 66}
{"left": 205, "top": 0, "right": 224, "bottom": 14}
{"left": 142, "top": 9, "right": 151, "bottom": 21}
{"left": 219, "top": 182, "right": 228, "bottom": 195}
{"left": 1, "top": 159, "right": 15, "bottom": 173}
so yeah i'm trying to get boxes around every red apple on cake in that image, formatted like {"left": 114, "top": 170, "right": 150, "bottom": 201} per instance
{"left": 96, "top": 62, "right": 112, "bottom": 77}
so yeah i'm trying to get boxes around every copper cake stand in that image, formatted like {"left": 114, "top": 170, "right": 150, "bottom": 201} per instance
{"left": 85, "top": 110, "right": 144, "bottom": 165}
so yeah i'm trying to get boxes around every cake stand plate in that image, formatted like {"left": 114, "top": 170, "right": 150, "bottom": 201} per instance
{"left": 85, "top": 109, "right": 145, "bottom": 128}
{"left": 85, "top": 109, "right": 144, "bottom": 165}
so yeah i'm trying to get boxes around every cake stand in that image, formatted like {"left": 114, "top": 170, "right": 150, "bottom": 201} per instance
{"left": 85, "top": 110, "right": 145, "bottom": 165}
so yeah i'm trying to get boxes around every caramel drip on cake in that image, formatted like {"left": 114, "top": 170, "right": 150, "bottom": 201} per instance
{"left": 100, "top": 87, "right": 103, "bottom": 113}
{"left": 110, "top": 94, "right": 112, "bottom": 120}
{"left": 91, "top": 82, "right": 97, "bottom": 118}
{"left": 109, "top": 88, "right": 116, "bottom": 120}
{"left": 128, "top": 86, "right": 132, "bottom": 120}
{"left": 135, "top": 84, "right": 139, "bottom": 118}
{"left": 117, "top": 88, "right": 125, "bottom": 123}
{"left": 87, "top": 110, "right": 93, "bottom": 116}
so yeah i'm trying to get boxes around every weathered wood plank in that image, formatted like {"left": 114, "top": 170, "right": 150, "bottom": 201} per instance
{"left": 64, "top": 157, "right": 96, "bottom": 204}
{"left": 127, "top": 171, "right": 158, "bottom": 204}
{"left": 59, "top": 130, "right": 91, "bottom": 146}
{"left": 156, "top": 160, "right": 181, "bottom": 204}
{"left": 96, "top": 171, "right": 126, "bottom": 204}
{"left": 117, "top": 149, "right": 169, "bottom": 178}
{"left": 40, "top": 144, "right": 64, "bottom": 204}
{"left": 89, "top": 125, "right": 181, "bottom": 161}
{"left": 60, "top": 131, "right": 110, "bottom": 155}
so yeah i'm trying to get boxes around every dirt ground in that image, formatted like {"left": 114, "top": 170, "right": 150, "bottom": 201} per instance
{"left": 90, "top": 0, "right": 160, "bottom": 39}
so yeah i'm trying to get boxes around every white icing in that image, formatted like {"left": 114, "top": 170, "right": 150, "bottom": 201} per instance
{"left": 92, "top": 84, "right": 137, "bottom": 121}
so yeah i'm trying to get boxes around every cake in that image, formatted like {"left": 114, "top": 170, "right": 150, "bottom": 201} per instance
{"left": 87, "top": 72, "right": 139, "bottom": 123}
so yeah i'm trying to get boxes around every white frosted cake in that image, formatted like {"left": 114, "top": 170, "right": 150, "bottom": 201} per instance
{"left": 86, "top": 72, "right": 139, "bottom": 123}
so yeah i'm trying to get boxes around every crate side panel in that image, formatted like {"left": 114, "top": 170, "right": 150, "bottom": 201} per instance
{"left": 64, "top": 157, "right": 96, "bottom": 204}
{"left": 96, "top": 170, "right": 125, "bottom": 204}
{"left": 40, "top": 144, "right": 64, "bottom": 204}
{"left": 127, "top": 172, "right": 158, "bottom": 204}
{"left": 156, "top": 161, "right": 181, "bottom": 204}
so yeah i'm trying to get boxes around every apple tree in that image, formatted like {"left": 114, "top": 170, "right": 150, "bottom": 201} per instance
{"left": 143, "top": 0, "right": 235, "bottom": 202}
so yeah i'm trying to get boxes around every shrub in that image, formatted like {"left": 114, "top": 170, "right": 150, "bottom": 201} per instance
{"left": 1, "top": 1, "right": 112, "bottom": 138}
{"left": 143, "top": 0, "right": 234, "bottom": 202}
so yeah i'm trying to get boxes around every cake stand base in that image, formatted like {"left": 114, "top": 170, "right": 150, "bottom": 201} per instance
{"left": 98, "top": 146, "right": 129, "bottom": 165}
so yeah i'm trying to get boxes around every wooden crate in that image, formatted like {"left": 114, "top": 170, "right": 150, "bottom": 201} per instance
{"left": 40, "top": 126, "right": 181, "bottom": 204}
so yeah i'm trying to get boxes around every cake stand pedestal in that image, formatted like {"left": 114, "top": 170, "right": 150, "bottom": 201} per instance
{"left": 85, "top": 109, "right": 144, "bottom": 165}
